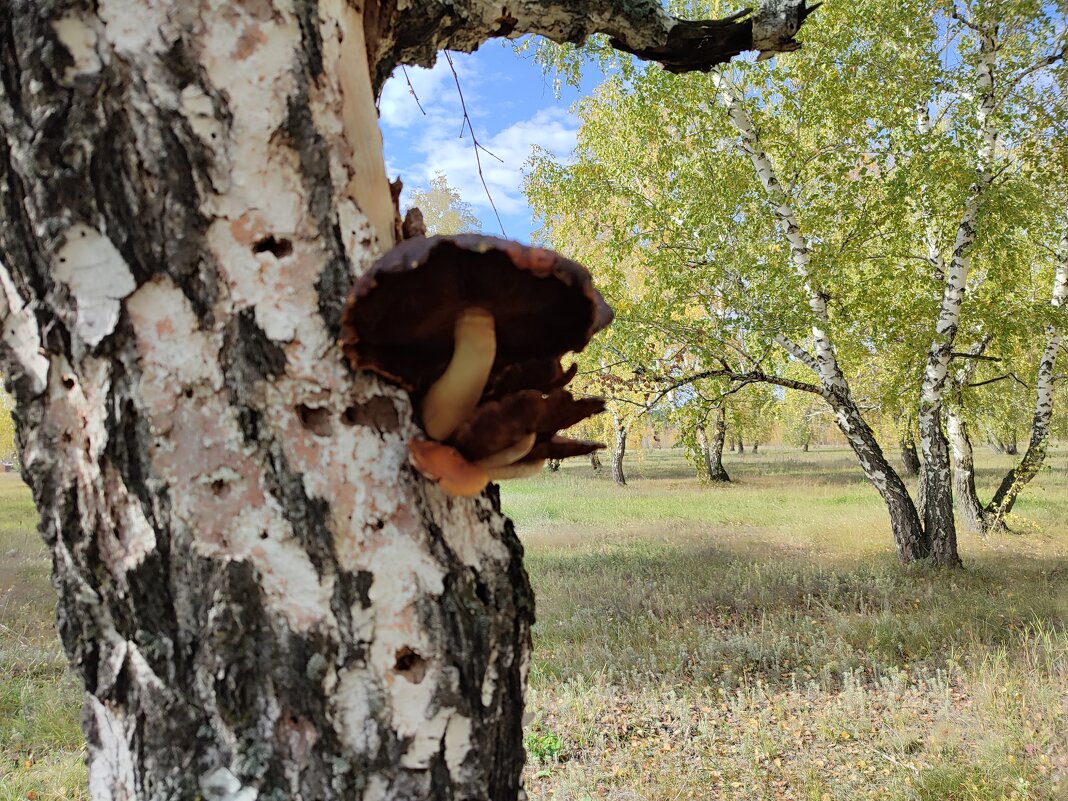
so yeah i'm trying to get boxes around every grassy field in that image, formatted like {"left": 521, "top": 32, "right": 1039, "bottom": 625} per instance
{"left": 1, "top": 448, "right": 1066, "bottom": 800}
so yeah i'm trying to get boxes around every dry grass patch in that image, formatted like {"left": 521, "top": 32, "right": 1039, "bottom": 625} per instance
{"left": 507, "top": 448, "right": 1068, "bottom": 800}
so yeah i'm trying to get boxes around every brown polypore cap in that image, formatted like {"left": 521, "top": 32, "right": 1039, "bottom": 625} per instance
{"left": 339, "top": 235, "right": 613, "bottom": 394}
{"left": 450, "top": 389, "right": 605, "bottom": 463}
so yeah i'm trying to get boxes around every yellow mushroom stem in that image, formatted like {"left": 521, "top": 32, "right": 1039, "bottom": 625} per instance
{"left": 476, "top": 433, "right": 537, "bottom": 470}
{"left": 421, "top": 308, "right": 496, "bottom": 441}
{"left": 486, "top": 460, "right": 546, "bottom": 481}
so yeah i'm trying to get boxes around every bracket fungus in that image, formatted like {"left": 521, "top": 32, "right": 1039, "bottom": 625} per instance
{"left": 340, "top": 235, "right": 612, "bottom": 497}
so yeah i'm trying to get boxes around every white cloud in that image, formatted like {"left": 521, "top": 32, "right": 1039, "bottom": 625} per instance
{"left": 378, "top": 61, "right": 453, "bottom": 129}
{"left": 378, "top": 54, "right": 489, "bottom": 130}
{"left": 405, "top": 106, "right": 578, "bottom": 219}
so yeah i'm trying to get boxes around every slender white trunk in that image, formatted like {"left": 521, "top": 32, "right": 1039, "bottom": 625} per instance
{"left": 714, "top": 72, "right": 927, "bottom": 562}
{"left": 917, "top": 27, "right": 998, "bottom": 567}
{"left": 987, "top": 222, "right": 1068, "bottom": 523}
{"left": 610, "top": 412, "right": 627, "bottom": 486}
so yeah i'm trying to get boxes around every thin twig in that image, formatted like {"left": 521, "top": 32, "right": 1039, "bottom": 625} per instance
{"left": 400, "top": 66, "right": 427, "bottom": 116}
{"left": 968, "top": 372, "right": 1029, "bottom": 389}
{"left": 444, "top": 51, "right": 506, "bottom": 237}
{"left": 950, "top": 351, "right": 1001, "bottom": 362}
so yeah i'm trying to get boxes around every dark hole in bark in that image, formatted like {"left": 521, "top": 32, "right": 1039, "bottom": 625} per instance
{"left": 368, "top": 517, "right": 384, "bottom": 531}
{"left": 296, "top": 404, "right": 333, "bottom": 437}
{"left": 210, "top": 479, "right": 227, "bottom": 496}
{"left": 62, "top": 432, "right": 73, "bottom": 443}
{"left": 394, "top": 647, "right": 427, "bottom": 684}
{"left": 474, "top": 578, "right": 491, "bottom": 607}
{"left": 341, "top": 397, "right": 399, "bottom": 431}
{"left": 260, "top": 530, "right": 269, "bottom": 540}
{"left": 62, "top": 375, "right": 75, "bottom": 390}
{"left": 252, "top": 236, "right": 293, "bottom": 259}
{"left": 184, "top": 388, "right": 194, "bottom": 399}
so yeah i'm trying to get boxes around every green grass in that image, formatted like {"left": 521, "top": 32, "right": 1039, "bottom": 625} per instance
{"left": 1, "top": 448, "right": 1066, "bottom": 800}
{"left": 502, "top": 447, "right": 1068, "bottom": 801}
{"left": 0, "top": 474, "right": 87, "bottom": 800}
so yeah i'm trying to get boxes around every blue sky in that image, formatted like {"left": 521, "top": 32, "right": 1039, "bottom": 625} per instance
{"left": 378, "top": 42, "right": 592, "bottom": 242}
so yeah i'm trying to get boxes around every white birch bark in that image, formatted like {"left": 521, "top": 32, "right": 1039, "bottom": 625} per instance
{"left": 945, "top": 339, "right": 989, "bottom": 534}
{"left": 0, "top": 4, "right": 534, "bottom": 799}
{"left": 916, "top": 26, "right": 999, "bottom": 566}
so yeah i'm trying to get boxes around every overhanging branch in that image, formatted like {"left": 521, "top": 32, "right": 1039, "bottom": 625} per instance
{"left": 373, "top": 0, "right": 819, "bottom": 92}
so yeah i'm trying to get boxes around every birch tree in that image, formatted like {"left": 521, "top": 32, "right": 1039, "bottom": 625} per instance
{"left": 0, "top": 2, "right": 813, "bottom": 799}
{"left": 527, "top": 0, "right": 1066, "bottom": 566}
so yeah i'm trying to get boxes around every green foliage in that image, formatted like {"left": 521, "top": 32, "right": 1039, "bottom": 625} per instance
{"left": 526, "top": 0, "right": 1068, "bottom": 471}
{"left": 524, "top": 727, "right": 565, "bottom": 765}
{"left": 407, "top": 173, "right": 482, "bottom": 235}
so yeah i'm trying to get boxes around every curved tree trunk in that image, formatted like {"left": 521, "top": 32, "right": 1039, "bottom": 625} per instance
{"left": 713, "top": 72, "right": 928, "bottom": 564}
{"left": 947, "top": 411, "right": 986, "bottom": 534}
{"left": 986, "top": 227, "right": 1067, "bottom": 527}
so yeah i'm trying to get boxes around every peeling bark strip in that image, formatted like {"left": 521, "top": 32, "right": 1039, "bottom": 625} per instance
{"left": 0, "top": 2, "right": 813, "bottom": 799}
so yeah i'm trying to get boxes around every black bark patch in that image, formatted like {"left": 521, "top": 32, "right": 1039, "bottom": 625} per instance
{"left": 279, "top": 88, "right": 352, "bottom": 337}
{"left": 315, "top": 221, "right": 355, "bottom": 338}
{"left": 335, "top": 569, "right": 374, "bottom": 611}
{"left": 223, "top": 308, "right": 287, "bottom": 382}
{"left": 293, "top": 0, "right": 324, "bottom": 77}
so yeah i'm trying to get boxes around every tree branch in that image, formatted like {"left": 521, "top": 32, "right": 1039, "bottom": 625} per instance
{"left": 371, "top": 0, "right": 818, "bottom": 91}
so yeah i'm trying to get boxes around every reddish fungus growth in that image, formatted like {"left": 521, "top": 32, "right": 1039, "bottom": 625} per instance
{"left": 340, "top": 235, "right": 612, "bottom": 496}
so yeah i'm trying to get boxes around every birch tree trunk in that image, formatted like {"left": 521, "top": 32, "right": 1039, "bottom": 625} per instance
{"left": 0, "top": 4, "right": 535, "bottom": 799}
{"left": 0, "top": 2, "right": 812, "bottom": 799}
{"left": 611, "top": 416, "right": 628, "bottom": 486}
{"left": 714, "top": 73, "right": 928, "bottom": 563}
{"left": 696, "top": 412, "right": 730, "bottom": 483}
{"left": 947, "top": 411, "right": 986, "bottom": 534}
{"left": 705, "top": 406, "right": 731, "bottom": 482}
{"left": 899, "top": 426, "right": 921, "bottom": 477}
{"left": 915, "top": 23, "right": 998, "bottom": 567}
{"left": 985, "top": 223, "right": 1068, "bottom": 527}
